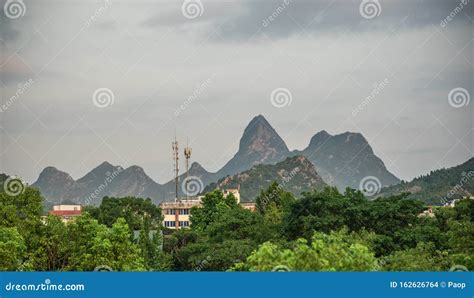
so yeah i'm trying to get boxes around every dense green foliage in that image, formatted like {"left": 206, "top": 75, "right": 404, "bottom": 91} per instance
{"left": 0, "top": 180, "right": 472, "bottom": 272}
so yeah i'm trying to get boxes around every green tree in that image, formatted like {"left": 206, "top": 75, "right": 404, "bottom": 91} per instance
{"left": 190, "top": 190, "right": 239, "bottom": 230}
{"left": 0, "top": 226, "right": 26, "bottom": 270}
{"left": 232, "top": 229, "right": 379, "bottom": 271}
{"left": 381, "top": 242, "right": 450, "bottom": 271}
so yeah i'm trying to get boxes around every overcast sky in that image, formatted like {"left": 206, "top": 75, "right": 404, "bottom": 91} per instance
{"left": 0, "top": 0, "right": 472, "bottom": 184}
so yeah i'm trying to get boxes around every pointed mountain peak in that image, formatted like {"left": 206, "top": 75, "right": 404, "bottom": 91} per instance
{"left": 37, "top": 166, "right": 73, "bottom": 181}
{"left": 190, "top": 162, "right": 208, "bottom": 172}
{"left": 239, "top": 115, "right": 289, "bottom": 154}
{"left": 308, "top": 130, "right": 332, "bottom": 149}
{"left": 77, "top": 161, "right": 122, "bottom": 183}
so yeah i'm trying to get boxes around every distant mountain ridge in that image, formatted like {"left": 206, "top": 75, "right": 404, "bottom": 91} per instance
{"left": 31, "top": 114, "right": 400, "bottom": 205}
{"left": 377, "top": 157, "right": 474, "bottom": 205}
{"left": 293, "top": 130, "right": 400, "bottom": 190}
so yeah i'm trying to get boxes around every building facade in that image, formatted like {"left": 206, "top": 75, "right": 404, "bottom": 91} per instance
{"left": 159, "top": 188, "right": 256, "bottom": 229}
{"left": 48, "top": 204, "right": 82, "bottom": 223}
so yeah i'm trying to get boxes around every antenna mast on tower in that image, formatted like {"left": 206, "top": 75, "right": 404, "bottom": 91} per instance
{"left": 184, "top": 140, "right": 192, "bottom": 200}
{"left": 172, "top": 136, "right": 179, "bottom": 201}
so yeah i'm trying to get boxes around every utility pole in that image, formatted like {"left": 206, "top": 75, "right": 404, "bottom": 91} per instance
{"left": 172, "top": 137, "right": 179, "bottom": 201}
{"left": 184, "top": 140, "right": 192, "bottom": 200}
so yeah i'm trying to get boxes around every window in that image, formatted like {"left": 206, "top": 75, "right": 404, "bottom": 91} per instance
{"left": 164, "top": 221, "right": 176, "bottom": 227}
{"left": 166, "top": 209, "right": 176, "bottom": 215}
{"left": 179, "top": 209, "right": 189, "bottom": 215}
{"left": 179, "top": 221, "right": 189, "bottom": 227}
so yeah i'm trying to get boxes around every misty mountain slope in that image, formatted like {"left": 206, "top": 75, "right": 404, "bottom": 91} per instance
{"left": 294, "top": 130, "right": 400, "bottom": 191}
{"left": 32, "top": 162, "right": 164, "bottom": 206}
{"left": 216, "top": 115, "right": 290, "bottom": 178}
{"left": 377, "top": 157, "right": 474, "bottom": 205}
